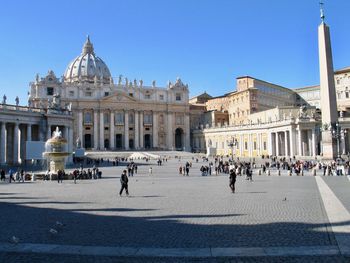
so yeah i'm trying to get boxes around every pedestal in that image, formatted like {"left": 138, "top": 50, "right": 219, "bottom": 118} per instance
{"left": 322, "top": 131, "right": 337, "bottom": 160}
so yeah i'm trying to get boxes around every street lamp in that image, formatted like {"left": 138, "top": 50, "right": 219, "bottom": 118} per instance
{"left": 330, "top": 122, "right": 347, "bottom": 160}
{"left": 227, "top": 137, "right": 238, "bottom": 160}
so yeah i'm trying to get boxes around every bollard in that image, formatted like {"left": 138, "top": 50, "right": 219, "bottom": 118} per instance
{"left": 277, "top": 170, "right": 281, "bottom": 176}
{"left": 258, "top": 170, "right": 261, "bottom": 175}
{"left": 312, "top": 169, "right": 317, "bottom": 176}
{"left": 31, "top": 173, "right": 36, "bottom": 181}
{"left": 267, "top": 170, "right": 270, "bottom": 176}
{"left": 301, "top": 170, "right": 304, "bottom": 176}
{"left": 288, "top": 170, "right": 292, "bottom": 176}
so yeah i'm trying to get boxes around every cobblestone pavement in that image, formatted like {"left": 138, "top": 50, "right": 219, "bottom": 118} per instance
{"left": 0, "top": 155, "right": 349, "bottom": 262}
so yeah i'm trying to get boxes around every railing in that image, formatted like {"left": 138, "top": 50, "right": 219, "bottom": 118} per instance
{"left": 0, "top": 104, "right": 72, "bottom": 116}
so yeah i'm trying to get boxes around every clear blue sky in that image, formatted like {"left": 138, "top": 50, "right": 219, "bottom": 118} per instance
{"left": 0, "top": 0, "right": 349, "bottom": 105}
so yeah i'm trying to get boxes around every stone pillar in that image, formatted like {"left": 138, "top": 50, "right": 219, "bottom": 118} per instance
{"left": 298, "top": 129, "right": 303, "bottom": 156}
{"left": 134, "top": 111, "right": 139, "bottom": 149}
{"left": 152, "top": 111, "right": 158, "bottom": 149}
{"left": 167, "top": 112, "right": 173, "bottom": 150}
{"left": 312, "top": 129, "right": 317, "bottom": 157}
{"left": 47, "top": 124, "right": 52, "bottom": 140}
{"left": 93, "top": 111, "right": 99, "bottom": 150}
{"left": 64, "top": 126, "right": 69, "bottom": 152}
{"left": 99, "top": 111, "right": 104, "bottom": 150}
{"left": 110, "top": 111, "right": 115, "bottom": 150}
{"left": 0, "top": 122, "right": 6, "bottom": 164}
{"left": 239, "top": 134, "right": 243, "bottom": 156}
{"left": 284, "top": 131, "right": 289, "bottom": 156}
{"left": 124, "top": 110, "right": 129, "bottom": 150}
{"left": 290, "top": 129, "right": 295, "bottom": 158}
{"left": 27, "top": 124, "right": 32, "bottom": 142}
{"left": 78, "top": 111, "right": 83, "bottom": 146}
{"left": 275, "top": 132, "right": 279, "bottom": 156}
{"left": 13, "top": 122, "right": 19, "bottom": 164}
{"left": 268, "top": 132, "right": 273, "bottom": 156}
{"left": 341, "top": 130, "right": 346, "bottom": 155}
{"left": 68, "top": 127, "right": 73, "bottom": 163}
{"left": 184, "top": 113, "right": 190, "bottom": 151}
{"left": 139, "top": 111, "right": 144, "bottom": 148}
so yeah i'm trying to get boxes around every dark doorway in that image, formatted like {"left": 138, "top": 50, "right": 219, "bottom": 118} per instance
{"left": 84, "top": 134, "right": 92, "bottom": 149}
{"left": 175, "top": 128, "right": 183, "bottom": 150}
{"left": 129, "top": 139, "right": 134, "bottom": 149}
{"left": 104, "top": 139, "right": 109, "bottom": 149}
{"left": 144, "top": 134, "right": 151, "bottom": 149}
{"left": 116, "top": 134, "right": 122, "bottom": 149}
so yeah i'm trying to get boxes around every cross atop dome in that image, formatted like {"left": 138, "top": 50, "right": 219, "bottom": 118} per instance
{"left": 82, "top": 35, "right": 94, "bottom": 55}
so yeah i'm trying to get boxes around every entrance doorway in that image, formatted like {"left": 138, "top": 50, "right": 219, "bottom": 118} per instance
{"left": 175, "top": 128, "right": 184, "bottom": 150}
{"left": 104, "top": 139, "right": 109, "bottom": 149}
{"left": 144, "top": 134, "right": 151, "bottom": 149}
{"left": 115, "top": 134, "right": 122, "bottom": 149}
{"left": 84, "top": 134, "right": 92, "bottom": 149}
{"left": 129, "top": 139, "right": 134, "bottom": 149}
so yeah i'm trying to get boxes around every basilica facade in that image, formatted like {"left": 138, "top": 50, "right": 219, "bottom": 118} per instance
{"left": 29, "top": 37, "right": 191, "bottom": 152}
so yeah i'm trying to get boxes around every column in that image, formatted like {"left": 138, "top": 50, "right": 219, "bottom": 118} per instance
{"left": 167, "top": 112, "right": 173, "bottom": 150}
{"left": 248, "top": 134, "right": 252, "bottom": 157}
{"left": 99, "top": 111, "right": 104, "bottom": 150}
{"left": 64, "top": 126, "right": 69, "bottom": 155}
{"left": 134, "top": 111, "right": 139, "bottom": 149}
{"left": 284, "top": 131, "right": 289, "bottom": 156}
{"left": 27, "top": 124, "right": 32, "bottom": 142}
{"left": 13, "top": 123, "right": 19, "bottom": 164}
{"left": 139, "top": 111, "right": 144, "bottom": 148}
{"left": 1, "top": 122, "right": 6, "bottom": 164}
{"left": 275, "top": 132, "right": 280, "bottom": 156}
{"left": 68, "top": 127, "right": 73, "bottom": 163}
{"left": 78, "top": 111, "right": 83, "bottom": 145}
{"left": 47, "top": 124, "right": 51, "bottom": 140}
{"left": 340, "top": 129, "right": 346, "bottom": 155}
{"left": 289, "top": 129, "right": 295, "bottom": 157}
{"left": 184, "top": 113, "right": 190, "bottom": 151}
{"left": 124, "top": 111, "right": 129, "bottom": 150}
{"left": 94, "top": 111, "right": 99, "bottom": 150}
{"left": 312, "top": 129, "right": 317, "bottom": 157}
{"left": 268, "top": 132, "right": 273, "bottom": 156}
{"left": 152, "top": 111, "right": 158, "bottom": 149}
{"left": 239, "top": 134, "right": 243, "bottom": 156}
{"left": 298, "top": 129, "right": 303, "bottom": 156}
{"left": 110, "top": 111, "right": 115, "bottom": 150}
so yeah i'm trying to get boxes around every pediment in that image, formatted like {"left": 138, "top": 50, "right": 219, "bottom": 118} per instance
{"left": 101, "top": 91, "right": 137, "bottom": 102}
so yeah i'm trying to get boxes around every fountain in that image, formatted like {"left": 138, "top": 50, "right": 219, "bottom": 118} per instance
{"left": 43, "top": 127, "right": 70, "bottom": 173}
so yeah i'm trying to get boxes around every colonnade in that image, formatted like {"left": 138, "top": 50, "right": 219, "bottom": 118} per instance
{"left": 0, "top": 121, "right": 73, "bottom": 165}
{"left": 77, "top": 109, "right": 191, "bottom": 151}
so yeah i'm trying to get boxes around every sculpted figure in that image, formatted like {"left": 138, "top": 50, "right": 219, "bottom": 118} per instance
{"left": 2, "top": 94, "right": 6, "bottom": 104}
{"left": 15, "top": 96, "right": 19, "bottom": 106}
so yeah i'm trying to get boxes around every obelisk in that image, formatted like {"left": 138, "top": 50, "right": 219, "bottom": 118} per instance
{"left": 318, "top": 2, "right": 338, "bottom": 160}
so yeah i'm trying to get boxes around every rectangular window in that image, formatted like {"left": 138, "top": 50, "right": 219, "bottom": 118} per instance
{"left": 129, "top": 93, "right": 133, "bottom": 97}
{"left": 254, "top": 141, "right": 257, "bottom": 150}
{"left": 145, "top": 94, "right": 151, "bottom": 99}
{"left": 84, "top": 112, "right": 92, "bottom": 124}
{"left": 159, "top": 94, "right": 164, "bottom": 100}
{"left": 47, "top": 87, "right": 54, "bottom": 96}
{"left": 104, "top": 92, "right": 109, "bottom": 97}
{"left": 85, "top": 91, "right": 92, "bottom": 97}
{"left": 115, "top": 113, "right": 124, "bottom": 124}
{"left": 263, "top": 142, "right": 267, "bottom": 150}
{"left": 69, "top": 90, "right": 74, "bottom": 97}
{"left": 104, "top": 113, "right": 109, "bottom": 124}
{"left": 245, "top": 141, "right": 248, "bottom": 150}
{"left": 144, "top": 113, "right": 152, "bottom": 124}
{"left": 176, "top": 93, "right": 181, "bottom": 101}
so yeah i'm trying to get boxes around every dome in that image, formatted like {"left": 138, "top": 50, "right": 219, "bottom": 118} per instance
{"left": 64, "top": 36, "right": 111, "bottom": 84}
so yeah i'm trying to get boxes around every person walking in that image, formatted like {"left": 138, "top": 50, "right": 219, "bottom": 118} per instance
{"left": 0, "top": 169, "right": 5, "bottom": 181}
{"left": 229, "top": 169, "right": 237, "bottom": 193}
{"left": 119, "top": 170, "right": 129, "bottom": 196}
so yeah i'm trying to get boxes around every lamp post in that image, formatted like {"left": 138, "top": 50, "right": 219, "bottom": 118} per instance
{"left": 330, "top": 122, "right": 347, "bottom": 160}
{"left": 227, "top": 137, "right": 238, "bottom": 161}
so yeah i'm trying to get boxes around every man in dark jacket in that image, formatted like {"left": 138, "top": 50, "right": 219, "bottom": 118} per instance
{"left": 119, "top": 170, "right": 129, "bottom": 196}
{"left": 229, "top": 169, "right": 237, "bottom": 193}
